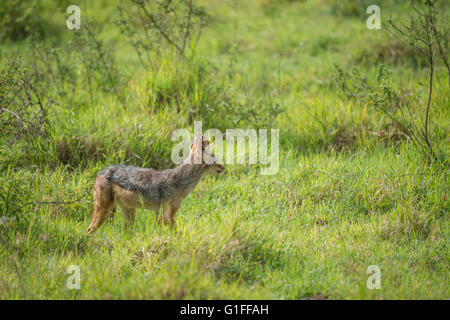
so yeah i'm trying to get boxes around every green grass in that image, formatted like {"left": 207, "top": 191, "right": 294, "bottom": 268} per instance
{"left": 0, "top": 0, "right": 449, "bottom": 299}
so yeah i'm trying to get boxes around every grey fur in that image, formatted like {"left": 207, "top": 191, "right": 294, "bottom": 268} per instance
{"left": 99, "top": 163, "right": 208, "bottom": 204}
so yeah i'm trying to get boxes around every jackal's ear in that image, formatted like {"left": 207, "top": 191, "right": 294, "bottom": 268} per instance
{"left": 191, "top": 133, "right": 202, "bottom": 150}
{"left": 201, "top": 136, "right": 210, "bottom": 150}
{"left": 191, "top": 134, "right": 209, "bottom": 150}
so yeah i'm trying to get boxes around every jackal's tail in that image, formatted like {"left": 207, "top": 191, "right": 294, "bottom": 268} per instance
{"left": 87, "top": 173, "right": 114, "bottom": 234}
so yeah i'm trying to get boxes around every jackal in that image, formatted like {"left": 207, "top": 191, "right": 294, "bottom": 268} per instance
{"left": 87, "top": 134, "right": 225, "bottom": 233}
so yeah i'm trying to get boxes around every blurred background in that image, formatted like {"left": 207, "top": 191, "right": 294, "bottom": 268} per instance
{"left": 0, "top": 0, "right": 448, "bottom": 299}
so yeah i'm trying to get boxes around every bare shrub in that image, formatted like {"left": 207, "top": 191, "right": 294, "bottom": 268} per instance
{"left": 0, "top": 53, "right": 54, "bottom": 138}
{"left": 117, "top": 0, "right": 209, "bottom": 69}
{"left": 335, "top": 1, "right": 449, "bottom": 162}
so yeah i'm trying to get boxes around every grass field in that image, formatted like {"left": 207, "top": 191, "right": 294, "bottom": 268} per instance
{"left": 0, "top": 0, "right": 449, "bottom": 299}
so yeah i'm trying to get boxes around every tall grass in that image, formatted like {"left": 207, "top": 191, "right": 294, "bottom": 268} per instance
{"left": 0, "top": 0, "right": 448, "bottom": 299}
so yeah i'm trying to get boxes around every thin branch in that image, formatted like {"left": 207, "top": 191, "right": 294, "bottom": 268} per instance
{"left": 139, "top": 2, "right": 183, "bottom": 54}
{"left": 181, "top": 0, "right": 193, "bottom": 56}
{"left": 12, "top": 194, "right": 89, "bottom": 217}
{"left": 0, "top": 107, "right": 28, "bottom": 127}
{"left": 423, "top": 8, "right": 434, "bottom": 156}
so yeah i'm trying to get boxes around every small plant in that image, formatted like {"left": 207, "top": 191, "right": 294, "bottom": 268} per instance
{"left": 333, "top": 64, "right": 369, "bottom": 101}
{"left": 334, "top": 0, "right": 448, "bottom": 162}
{"left": 227, "top": 99, "right": 286, "bottom": 129}
{"left": 384, "top": 0, "right": 449, "bottom": 159}
{"left": 334, "top": 63, "right": 443, "bottom": 161}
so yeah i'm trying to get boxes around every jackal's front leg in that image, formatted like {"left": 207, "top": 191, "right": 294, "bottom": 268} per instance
{"left": 155, "top": 206, "right": 163, "bottom": 225}
{"left": 163, "top": 204, "right": 179, "bottom": 227}
{"left": 118, "top": 204, "right": 136, "bottom": 231}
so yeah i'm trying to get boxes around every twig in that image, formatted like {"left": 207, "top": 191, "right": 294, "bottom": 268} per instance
{"left": 423, "top": 6, "right": 434, "bottom": 157}
{"left": 0, "top": 108, "right": 28, "bottom": 127}
{"left": 12, "top": 195, "right": 89, "bottom": 216}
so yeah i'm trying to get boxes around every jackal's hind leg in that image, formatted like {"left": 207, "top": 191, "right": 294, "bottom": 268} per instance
{"left": 87, "top": 176, "right": 114, "bottom": 234}
{"left": 87, "top": 202, "right": 114, "bottom": 234}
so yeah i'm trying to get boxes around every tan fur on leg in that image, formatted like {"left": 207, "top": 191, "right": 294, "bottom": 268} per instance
{"left": 163, "top": 203, "right": 179, "bottom": 227}
{"left": 87, "top": 175, "right": 114, "bottom": 234}
{"left": 118, "top": 203, "right": 136, "bottom": 231}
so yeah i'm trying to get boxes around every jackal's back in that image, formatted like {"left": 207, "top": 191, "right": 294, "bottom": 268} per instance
{"left": 99, "top": 165, "right": 172, "bottom": 203}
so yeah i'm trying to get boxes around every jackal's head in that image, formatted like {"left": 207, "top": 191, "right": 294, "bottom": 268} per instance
{"left": 189, "top": 134, "right": 225, "bottom": 174}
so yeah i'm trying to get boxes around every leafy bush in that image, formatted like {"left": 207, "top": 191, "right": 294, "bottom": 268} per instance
{"left": 0, "top": 0, "right": 65, "bottom": 42}
{"left": 0, "top": 0, "right": 36, "bottom": 41}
